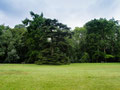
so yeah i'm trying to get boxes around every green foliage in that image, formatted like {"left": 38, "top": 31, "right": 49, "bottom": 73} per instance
{"left": 5, "top": 49, "right": 20, "bottom": 63}
{"left": 67, "top": 18, "right": 120, "bottom": 63}
{"left": 23, "top": 12, "right": 71, "bottom": 65}
{"left": 0, "top": 25, "right": 26, "bottom": 63}
{"left": 35, "top": 53, "right": 70, "bottom": 65}
{"left": 92, "top": 51, "right": 106, "bottom": 62}
{"left": 67, "top": 27, "right": 86, "bottom": 62}
{"left": 105, "top": 54, "right": 115, "bottom": 59}
{"left": 84, "top": 18, "right": 119, "bottom": 62}
{"left": 1, "top": 12, "right": 120, "bottom": 64}
{"left": 80, "top": 52, "right": 90, "bottom": 63}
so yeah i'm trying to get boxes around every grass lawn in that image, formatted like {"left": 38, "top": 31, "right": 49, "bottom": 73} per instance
{"left": 0, "top": 63, "right": 120, "bottom": 90}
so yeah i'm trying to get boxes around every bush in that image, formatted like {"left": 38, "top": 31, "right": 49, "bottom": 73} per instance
{"left": 105, "top": 54, "right": 114, "bottom": 59}
{"left": 35, "top": 53, "right": 70, "bottom": 65}
{"left": 105, "top": 54, "right": 115, "bottom": 62}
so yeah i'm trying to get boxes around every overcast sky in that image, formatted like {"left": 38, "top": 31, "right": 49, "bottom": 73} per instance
{"left": 0, "top": 0, "right": 120, "bottom": 29}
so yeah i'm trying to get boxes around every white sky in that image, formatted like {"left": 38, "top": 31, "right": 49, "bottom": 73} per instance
{"left": 0, "top": 0, "right": 120, "bottom": 29}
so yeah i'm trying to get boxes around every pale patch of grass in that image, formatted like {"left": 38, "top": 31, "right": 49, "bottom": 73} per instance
{"left": 0, "top": 63, "right": 120, "bottom": 90}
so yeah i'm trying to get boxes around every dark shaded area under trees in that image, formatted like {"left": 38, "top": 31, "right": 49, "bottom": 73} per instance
{"left": 0, "top": 12, "right": 120, "bottom": 64}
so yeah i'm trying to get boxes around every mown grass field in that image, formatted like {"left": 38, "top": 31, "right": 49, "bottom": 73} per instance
{"left": 0, "top": 63, "right": 120, "bottom": 90}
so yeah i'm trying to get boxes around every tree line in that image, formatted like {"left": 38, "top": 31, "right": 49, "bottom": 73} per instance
{"left": 0, "top": 12, "right": 120, "bottom": 64}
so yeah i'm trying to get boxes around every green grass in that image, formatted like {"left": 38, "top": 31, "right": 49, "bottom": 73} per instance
{"left": 0, "top": 63, "right": 120, "bottom": 90}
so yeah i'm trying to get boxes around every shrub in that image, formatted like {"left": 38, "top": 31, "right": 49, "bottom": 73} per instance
{"left": 35, "top": 53, "right": 70, "bottom": 65}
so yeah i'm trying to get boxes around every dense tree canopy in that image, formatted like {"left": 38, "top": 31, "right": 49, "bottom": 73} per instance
{"left": 0, "top": 12, "right": 120, "bottom": 64}
{"left": 69, "top": 18, "right": 120, "bottom": 63}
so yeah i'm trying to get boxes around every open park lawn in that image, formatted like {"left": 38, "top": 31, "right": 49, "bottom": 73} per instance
{"left": 0, "top": 63, "right": 120, "bottom": 90}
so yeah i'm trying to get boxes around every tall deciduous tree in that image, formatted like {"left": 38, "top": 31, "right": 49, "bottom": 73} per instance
{"left": 85, "top": 18, "right": 119, "bottom": 62}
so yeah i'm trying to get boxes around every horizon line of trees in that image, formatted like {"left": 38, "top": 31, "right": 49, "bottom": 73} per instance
{"left": 0, "top": 12, "right": 120, "bottom": 64}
